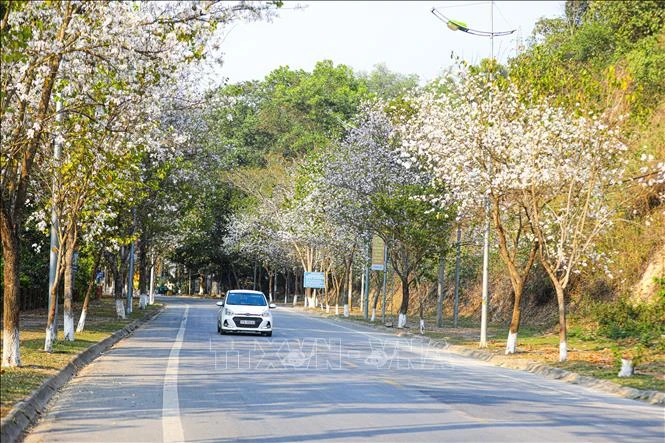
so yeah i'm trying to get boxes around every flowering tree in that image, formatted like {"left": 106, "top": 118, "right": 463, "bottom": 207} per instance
{"left": 321, "top": 102, "right": 453, "bottom": 327}
{"left": 398, "top": 71, "right": 629, "bottom": 360}
{"left": 1, "top": 0, "right": 280, "bottom": 367}
{"left": 522, "top": 113, "right": 628, "bottom": 361}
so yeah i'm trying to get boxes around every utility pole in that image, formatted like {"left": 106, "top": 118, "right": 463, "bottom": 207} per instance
{"left": 431, "top": 1, "right": 514, "bottom": 347}
{"left": 453, "top": 226, "right": 462, "bottom": 328}
{"left": 363, "top": 240, "right": 370, "bottom": 320}
{"left": 436, "top": 253, "right": 445, "bottom": 328}
{"left": 381, "top": 244, "right": 388, "bottom": 323}
{"left": 149, "top": 254, "right": 155, "bottom": 305}
{"left": 478, "top": 1, "right": 495, "bottom": 348}
{"left": 47, "top": 99, "right": 63, "bottom": 340}
{"left": 126, "top": 208, "right": 136, "bottom": 315}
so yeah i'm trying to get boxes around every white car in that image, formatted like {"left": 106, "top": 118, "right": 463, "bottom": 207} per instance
{"left": 217, "top": 290, "right": 276, "bottom": 337}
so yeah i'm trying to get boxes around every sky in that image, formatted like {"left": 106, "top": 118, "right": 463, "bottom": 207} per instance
{"left": 207, "top": 1, "right": 565, "bottom": 87}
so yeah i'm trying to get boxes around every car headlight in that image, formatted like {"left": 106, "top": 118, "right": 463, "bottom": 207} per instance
{"left": 224, "top": 308, "right": 235, "bottom": 316}
{"left": 261, "top": 309, "right": 271, "bottom": 318}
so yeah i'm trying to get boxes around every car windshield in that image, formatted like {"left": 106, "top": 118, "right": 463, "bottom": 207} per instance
{"left": 225, "top": 292, "right": 267, "bottom": 306}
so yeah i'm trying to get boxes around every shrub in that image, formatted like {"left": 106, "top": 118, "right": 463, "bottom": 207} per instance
{"left": 591, "top": 288, "right": 665, "bottom": 345}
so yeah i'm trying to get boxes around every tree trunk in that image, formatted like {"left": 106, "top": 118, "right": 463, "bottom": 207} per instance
{"left": 1, "top": 225, "right": 21, "bottom": 366}
{"left": 398, "top": 275, "right": 409, "bottom": 328}
{"left": 554, "top": 281, "right": 568, "bottom": 362}
{"left": 505, "top": 282, "right": 524, "bottom": 355}
{"left": 539, "top": 255, "right": 568, "bottom": 362}
{"left": 371, "top": 274, "right": 381, "bottom": 322}
{"left": 138, "top": 233, "right": 148, "bottom": 294}
{"left": 198, "top": 273, "right": 205, "bottom": 295}
{"left": 45, "top": 248, "right": 64, "bottom": 352}
{"left": 284, "top": 270, "right": 289, "bottom": 303}
{"left": 63, "top": 237, "right": 76, "bottom": 341}
{"left": 113, "top": 261, "right": 125, "bottom": 319}
{"left": 77, "top": 252, "right": 101, "bottom": 333}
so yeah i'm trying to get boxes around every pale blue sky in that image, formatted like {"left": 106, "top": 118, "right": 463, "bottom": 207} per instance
{"left": 210, "top": 1, "right": 564, "bottom": 86}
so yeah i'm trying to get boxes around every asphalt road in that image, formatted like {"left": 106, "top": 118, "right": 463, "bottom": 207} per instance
{"left": 24, "top": 296, "right": 664, "bottom": 442}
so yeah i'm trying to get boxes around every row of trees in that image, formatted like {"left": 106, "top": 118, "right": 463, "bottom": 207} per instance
{"left": 1, "top": 1, "right": 282, "bottom": 367}
{"left": 192, "top": 1, "right": 664, "bottom": 363}
{"left": 2, "top": 1, "right": 663, "bottom": 369}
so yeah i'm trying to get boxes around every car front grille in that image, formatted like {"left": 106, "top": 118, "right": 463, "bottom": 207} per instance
{"left": 233, "top": 316, "right": 261, "bottom": 328}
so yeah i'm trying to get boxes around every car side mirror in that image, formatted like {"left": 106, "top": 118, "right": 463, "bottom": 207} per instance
{"left": 216, "top": 301, "right": 224, "bottom": 307}
{"left": 269, "top": 303, "right": 277, "bottom": 309}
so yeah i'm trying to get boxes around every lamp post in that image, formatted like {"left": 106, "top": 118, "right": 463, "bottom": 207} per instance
{"left": 431, "top": 2, "right": 515, "bottom": 348}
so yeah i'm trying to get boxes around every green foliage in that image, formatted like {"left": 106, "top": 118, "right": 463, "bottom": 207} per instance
{"left": 588, "top": 294, "right": 665, "bottom": 345}
{"left": 357, "top": 63, "right": 419, "bottom": 100}
{"left": 510, "top": 0, "right": 665, "bottom": 123}
{"left": 259, "top": 60, "right": 369, "bottom": 156}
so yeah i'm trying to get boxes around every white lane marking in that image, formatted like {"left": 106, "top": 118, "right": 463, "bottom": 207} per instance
{"left": 162, "top": 305, "right": 189, "bottom": 443}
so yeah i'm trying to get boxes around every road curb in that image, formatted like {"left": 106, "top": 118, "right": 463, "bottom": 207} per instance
{"left": 289, "top": 306, "right": 665, "bottom": 406}
{"left": 0, "top": 305, "right": 165, "bottom": 443}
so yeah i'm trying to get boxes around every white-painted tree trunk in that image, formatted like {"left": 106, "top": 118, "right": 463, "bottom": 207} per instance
{"left": 343, "top": 304, "right": 350, "bottom": 317}
{"left": 335, "top": 304, "right": 339, "bottom": 315}
{"left": 44, "top": 325, "right": 56, "bottom": 353}
{"left": 116, "top": 299, "right": 126, "bottom": 319}
{"left": 419, "top": 319, "right": 425, "bottom": 334}
{"left": 505, "top": 331, "right": 518, "bottom": 354}
{"left": 398, "top": 313, "right": 407, "bottom": 328}
{"left": 76, "top": 309, "right": 87, "bottom": 333}
{"left": 139, "top": 294, "right": 147, "bottom": 309}
{"left": 618, "top": 359, "right": 634, "bottom": 377}
{"left": 63, "top": 311, "right": 75, "bottom": 341}
{"left": 559, "top": 341, "right": 567, "bottom": 362}
{"left": 293, "top": 295, "right": 298, "bottom": 306}
{"left": 371, "top": 308, "right": 376, "bottom": 322}
{"left": 326, "top": 304, "right": 330, "bottom": 313}
{"left": 3, "top": 327, "right": 21, "bottom": 365}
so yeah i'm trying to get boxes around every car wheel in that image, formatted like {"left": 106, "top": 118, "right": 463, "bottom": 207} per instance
{"left": 217, "top": 322, "right": 221, "bottom": 333}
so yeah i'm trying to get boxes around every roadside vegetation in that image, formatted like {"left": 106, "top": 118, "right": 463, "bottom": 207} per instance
{"left": 0, "top": 298, "right": 162, "bottom": 418}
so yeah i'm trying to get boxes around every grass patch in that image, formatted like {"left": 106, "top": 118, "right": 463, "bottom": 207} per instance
{"left": 0, "top": 298, "right": 162, "bottom": 418}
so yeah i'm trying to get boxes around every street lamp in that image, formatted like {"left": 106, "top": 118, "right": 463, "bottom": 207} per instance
{"left": 431, "top": 8, "right": 515, "bottom": 37}
{"left": 431, "top": 2, "right": 515, "bottom": 348}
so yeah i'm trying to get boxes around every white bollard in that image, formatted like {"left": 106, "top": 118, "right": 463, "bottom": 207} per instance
{"left": 618, "top": 359, "right": 634, "bottom": 377}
